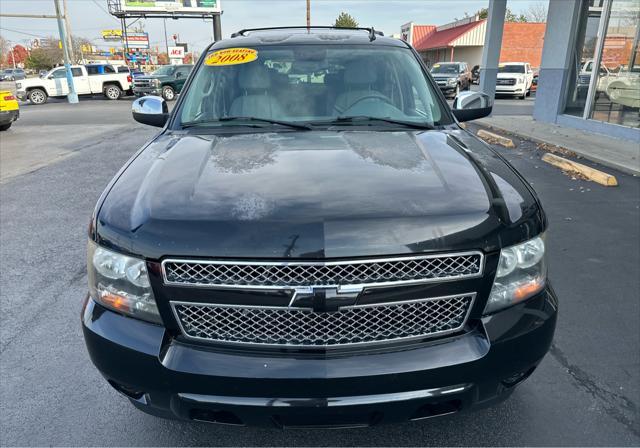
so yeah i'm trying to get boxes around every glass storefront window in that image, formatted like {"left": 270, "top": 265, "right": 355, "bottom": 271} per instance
{"left": 564, "top": 1, "right": 603, "bottom": 117}
{"left": 589, "top": 0, "right": 639, "bottom": 127}
{"left": 565, "top": 0, "right": 640, "bottom": 128}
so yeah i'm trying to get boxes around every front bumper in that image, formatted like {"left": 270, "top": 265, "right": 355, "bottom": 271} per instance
{"left": 496, "top": 85, "right": 526, "bottom": 95}
{"left": 82, "top": 287, "right": 557, "bottom": 427}
{"left": 133, "top": 86, "right": 162, "bottom": 97}
{"left": 0, "top": 109, "right": 19, "bottom": 125}
{"left": 436, "top": 83, "right": 458, "bottom": 95}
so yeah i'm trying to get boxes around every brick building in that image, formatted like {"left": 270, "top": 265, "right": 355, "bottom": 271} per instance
{"left": 401, "top": 16, "right": 546, "bottom": 69}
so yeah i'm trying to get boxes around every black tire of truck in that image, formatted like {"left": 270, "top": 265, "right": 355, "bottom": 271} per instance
{"left": 28, "top": 88, "right": 48, "bottom": 105}
{"left": 103, "top": 84, "right": 122, "bottom": 100}
{"left": 0, "top": 123, "right": 11, "bottom": 131}
{"left": 162, "top": 86, "right": 176, "bottom": 101}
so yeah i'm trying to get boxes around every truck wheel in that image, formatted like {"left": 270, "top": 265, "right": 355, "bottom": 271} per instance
{"left": 0, "top": 123, "right": 11, "bottom": 131}
{"left": 162, "top": 86, "right": 176, "bottom": 101}
{"left": 104, "top": 84, "right": 122, "bottom": 100}
{"left": 28, "top": 88, "right": 47, "bottom": 105}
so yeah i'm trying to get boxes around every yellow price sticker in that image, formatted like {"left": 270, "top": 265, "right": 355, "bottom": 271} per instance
{"left": 205, "top": 48, "right": 258, "bottom": 66}
{"left": 499, "top": 64, "right": 505, "bottom": 68}
{"left": 433, "top": 63, "right": 440, "bottom": 68}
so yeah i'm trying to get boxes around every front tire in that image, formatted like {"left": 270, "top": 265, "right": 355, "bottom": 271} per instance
{"left": 28, "top": 88, "right": 47, "bottom": 105}
{"left": 0, "top": 122, "right": 11, "bottom": 131}
{"left": 104, "top": 84, "right": 122, "bottom": 100}
{"left": 451, "top": 84, "right": 460, "bottom": 99}
{"left": 162, "top": 86, "right": 176, "bottom": 101}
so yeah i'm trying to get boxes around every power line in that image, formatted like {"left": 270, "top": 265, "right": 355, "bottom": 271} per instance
{"left": 90, "top": 0, "right": 119, "bottom": 22}
{"left": 0, "top": 26, "right": 50, "bottom": 38}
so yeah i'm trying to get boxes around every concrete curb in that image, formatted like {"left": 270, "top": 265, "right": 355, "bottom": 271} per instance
{"left": 476, "top": 120, "right": 639, "bottom": 176}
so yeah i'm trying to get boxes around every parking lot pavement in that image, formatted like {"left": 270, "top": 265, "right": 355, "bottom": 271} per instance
{"left": 1, "top": 100, "right": 638, "bottom": 446}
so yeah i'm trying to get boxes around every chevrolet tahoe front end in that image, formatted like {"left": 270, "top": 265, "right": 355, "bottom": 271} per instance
{"left": 82, "top": 27, "right": 557, "bottom": 428}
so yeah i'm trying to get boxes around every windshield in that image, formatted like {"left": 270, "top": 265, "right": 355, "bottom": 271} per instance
{"left": 152, "top": 66, "right": 175, "bottom": 76}
{"left": 499, "top": 64, "right": 525, "bottom": 74}
{"left": 430, "top": 63, "right": 460, "bottom": 74}
{"left": 178, "top": 44, "right": 448, "bottom": 128}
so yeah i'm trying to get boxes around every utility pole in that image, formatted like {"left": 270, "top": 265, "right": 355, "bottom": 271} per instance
{"left": 121, "top": 17, "right": 130, "bottom": 66}
{"left": 163, "top": 18, "right": 169, "bottom": 57}
{"left": 62, "top": 0, "right": 74, "bottom": 62}
{"left": 53, "top": 0, "right": 78, "bottom": 103}
{"left": 306, "top": 0, "right": 311, "bottom": 27}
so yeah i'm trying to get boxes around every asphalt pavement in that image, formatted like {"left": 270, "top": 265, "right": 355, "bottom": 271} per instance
{"left": 0, "top": 97, "right": 638, "bottom": 446}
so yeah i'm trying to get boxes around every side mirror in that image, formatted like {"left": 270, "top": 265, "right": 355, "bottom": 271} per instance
{"left": 132, "top": 96, "right": 169, "bottom": 127}
{"left": 175, "top": 72, "right": 183, "bottom": 78}
{"left": 451, "top": 91, "right": 493, "bottom": 122}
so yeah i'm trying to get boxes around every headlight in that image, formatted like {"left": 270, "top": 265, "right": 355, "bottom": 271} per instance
{"left": 447, "top": 78, "right": 457, "bottom": 85}
{"left": 484, "top": 235, "right": 547, "bottom": 314}
{"left": 15, "top": 82, "right": 22, "bottom": 89}
{"left": 517, "top": 76, "right": 525, "bottom": 84}
{"left": 87, "top": 241, "right": 161, "bottom": 324}
{"left": 153, "top": 79, "right": 160, "bottom": 86}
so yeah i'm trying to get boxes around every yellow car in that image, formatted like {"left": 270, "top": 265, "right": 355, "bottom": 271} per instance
{"left": 0, "top": 90, "right": 19, "bottom": 131}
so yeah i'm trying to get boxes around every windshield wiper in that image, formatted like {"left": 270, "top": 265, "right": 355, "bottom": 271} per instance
{"left": 326, "top": 116, "right": 434, "bottom": 130}
{"left": 182, "top": 116, "right": 312, "bottom": 130}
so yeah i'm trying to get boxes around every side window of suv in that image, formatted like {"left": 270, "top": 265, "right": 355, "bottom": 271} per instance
{"left": 104, "top": 65, "right": 116, "bottom": 73}
{"left": 71, "top": 68, "right": 83, "bottom": 77}
{"left": 176, "top": 67, "right": 191, "bottom": 78}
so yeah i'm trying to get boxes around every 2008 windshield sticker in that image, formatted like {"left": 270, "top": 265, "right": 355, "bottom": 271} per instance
{"left": 205, "top": 48, "right": 258, "bottom": 66}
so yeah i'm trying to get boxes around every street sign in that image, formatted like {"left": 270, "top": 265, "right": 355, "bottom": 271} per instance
{"left": 168, "top": 46, "right": 185, "bottom": 59}
{"left": 102, "top": 29, "right": 123, "bottom": 41}
{"left": 126, "top": 32, "right": 150, "bottom": 49}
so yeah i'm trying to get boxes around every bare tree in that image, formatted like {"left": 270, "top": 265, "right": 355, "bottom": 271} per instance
{"left": 0, "top": 35, "right": 10, "bottom": 68}
{"left": 524, "top": 2, "right": 548, "bottom": 22}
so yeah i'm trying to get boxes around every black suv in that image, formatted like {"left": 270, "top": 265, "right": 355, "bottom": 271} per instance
{"left": 430, "top": 62, "right": 472, "bottom": 98}
{"left": 83, "top": 27, "right": 557, "bottom": 428}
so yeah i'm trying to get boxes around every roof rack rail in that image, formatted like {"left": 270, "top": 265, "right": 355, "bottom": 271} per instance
{"left": 231, "top": 26, "right": 383, "bottom": 41}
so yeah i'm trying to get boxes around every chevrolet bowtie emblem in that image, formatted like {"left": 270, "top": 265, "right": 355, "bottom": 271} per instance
{"left": 289, "top": 286, "right": 362, "bottom": 312}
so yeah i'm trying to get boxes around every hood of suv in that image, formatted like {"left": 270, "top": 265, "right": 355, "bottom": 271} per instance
{"left": 431, "top": 73, "right": 459, "bottom": 79}
{"left": 96, "top": 130, "right": 542, "bottom": 259}
{"left": 135, "top": 75, "right": 171, "bottom": 81}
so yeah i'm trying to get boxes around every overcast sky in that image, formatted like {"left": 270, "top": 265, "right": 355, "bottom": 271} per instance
{"left": 1, "top": 0, "right": 546, "bottom": 54}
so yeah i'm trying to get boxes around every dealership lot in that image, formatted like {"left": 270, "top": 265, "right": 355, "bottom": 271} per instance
{"left": 0, "top": 99, "right": 638, "bottom": 446}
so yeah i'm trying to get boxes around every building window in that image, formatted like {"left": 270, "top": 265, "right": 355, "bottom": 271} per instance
{"left": 589, "top": 0, "right": 639, "bottom": 128}
{"left": 564, "top": 1, "right": 603, "bottom": 118}
{"left": 564, "top": 0, "right": 639, "bottom": 128}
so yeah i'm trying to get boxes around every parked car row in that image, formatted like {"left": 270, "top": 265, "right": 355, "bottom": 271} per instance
{"left": 11, "top": 63, "right": 193, "bottom": 105}
{"left": 430, "top": 62, "right": 535, "bottom": 100}
{"left": 0, "top": 68, "right": 26, "bottom": 82}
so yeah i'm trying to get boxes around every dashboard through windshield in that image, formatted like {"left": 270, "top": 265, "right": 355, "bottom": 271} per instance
{"left": 177, "top": 44, "right": 450, "bottom": 129}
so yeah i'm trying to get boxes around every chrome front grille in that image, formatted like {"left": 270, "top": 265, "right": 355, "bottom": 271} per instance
{"left": 497, "top": 78, "right": 516, "bottom": 86}
{"left": 162, "top": 252, "right": 483, "bottom": 289}
{"left": 578, "top": 74, "right": 591, "bottom": 85}
{"left": 172, "top": 294, "right": 475, "bottom": 347}
{"left": 133, "top": 79, "right": 153, "bottom": 88}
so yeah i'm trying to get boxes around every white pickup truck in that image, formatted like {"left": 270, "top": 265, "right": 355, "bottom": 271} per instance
{"left": 16, "top": 65, "right": 132, "bottom": 105}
